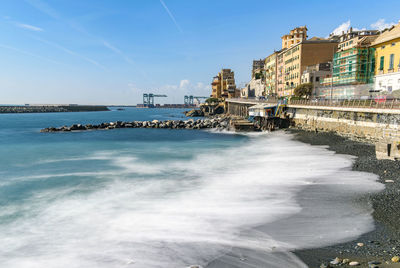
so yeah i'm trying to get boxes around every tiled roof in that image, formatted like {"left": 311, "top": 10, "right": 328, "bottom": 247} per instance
{"left": 372, "top": 23, "right": 400, "bottom": 45}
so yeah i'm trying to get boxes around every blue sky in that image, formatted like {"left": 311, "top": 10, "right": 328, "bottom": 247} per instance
{"left": 0, "top": 0, "right": 399, "bottom": 105}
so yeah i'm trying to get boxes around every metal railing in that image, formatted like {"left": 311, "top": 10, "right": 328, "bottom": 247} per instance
{"left": 288, "top": 98, "right": 400, "bottom": 110}
{"left": 227, "top": 97, "right": 400, "bottom": 110}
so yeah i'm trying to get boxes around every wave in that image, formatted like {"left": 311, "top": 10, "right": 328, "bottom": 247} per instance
{"left": 0, "top": 132, "right": 383, "bottom": 268}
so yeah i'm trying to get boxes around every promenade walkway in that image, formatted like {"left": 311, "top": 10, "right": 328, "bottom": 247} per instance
{"left": 226, "top": 98, "right": 400, "bottom": 114}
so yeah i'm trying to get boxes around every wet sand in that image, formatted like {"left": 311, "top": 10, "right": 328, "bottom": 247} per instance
{"left": 290, "top": 129, "right": 400, "bottom": 267}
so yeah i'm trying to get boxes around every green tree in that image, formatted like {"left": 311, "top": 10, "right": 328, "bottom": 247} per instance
{"left": 294, "top": 83, "right": 313, "bottom": 98}
{"left": 205, "top": 97, "right": 219, "bottom": 103}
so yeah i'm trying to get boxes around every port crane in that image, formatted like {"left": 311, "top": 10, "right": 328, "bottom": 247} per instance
{"left": 184, "top": 95, "right": 208, "bottom": 105}
{"left": 143, "top": 93, "right": 167, "bottom": 107}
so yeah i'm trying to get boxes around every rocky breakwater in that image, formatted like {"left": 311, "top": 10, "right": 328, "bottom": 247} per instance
{"left": 40, "top": 118, "right": 233, "bottom": 133}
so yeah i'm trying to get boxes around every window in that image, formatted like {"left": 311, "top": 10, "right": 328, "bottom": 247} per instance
{"left": 389, "top": 54, "right": 395, "bottom": 70}
{"left": 316, "top": 77, "right": 320, "bottom": 82}
{"left": 382, "top": 45, "right": 385, "bottom": 49}
{"left": 379, "top": 56, "right": 384, "bottom": 70}
{"left": 392, "top": 43, "right": 396, "bottom": 46}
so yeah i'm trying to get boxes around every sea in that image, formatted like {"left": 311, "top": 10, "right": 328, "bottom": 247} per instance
{"left": 0, "top": 107, "right": 384, "bottom": 268}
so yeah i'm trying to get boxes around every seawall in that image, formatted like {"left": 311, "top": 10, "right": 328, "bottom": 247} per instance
{"left": 286, "top": 105, "right": 400, "bottom": 160}
{"left": 0, "top": 105, "right": 109, "bottom": 113}
{"left": 225, "top": 99, "right": 400, "bottom": 160}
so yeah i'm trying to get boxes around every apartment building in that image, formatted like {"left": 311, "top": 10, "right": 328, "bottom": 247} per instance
{"left": 264, "top": 51, "right": 279, "bottom": 96}
{"left": 211, "top": 69, "right": 238, "bottom": 99}
{"left": 276, "top": 50, "right": 286, "bottom": 96}
{"left": 372, "top": 22, "right": 400, "bottom": 94}
{"left": 281, "top": 26, "right": 308, "bottom": 49}
{"left": 282, "top": 38, "right": 338, "bottom": 96}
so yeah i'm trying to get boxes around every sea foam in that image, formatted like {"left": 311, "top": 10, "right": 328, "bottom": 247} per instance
{"left": 0, "top": 132, "right": 383, "bottom": 268}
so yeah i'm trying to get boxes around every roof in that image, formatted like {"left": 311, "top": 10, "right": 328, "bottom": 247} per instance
{"left": 372, "top": 23, "right": 400, "bottom": 45}
{"left": 249, "top": 104, "right": 276, "bottom": 110}
{"left": 308, "top": 36, "right": 327, "bottom": 41}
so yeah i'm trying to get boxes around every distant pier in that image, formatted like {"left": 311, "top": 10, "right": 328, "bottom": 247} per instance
{"left": 0, "top": 105, "right": 109, "bottom": 114}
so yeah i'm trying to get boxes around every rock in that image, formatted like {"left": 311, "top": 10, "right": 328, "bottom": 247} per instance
{"left": 392, "top": 256, "right": 400, "bottom": 262}
{"left": 368, "top": 260, "right": 381, "bottom": 265}
{"left": 357, "top": 242, "right": 364, "bottom": 247}
{"left": 330, "top": 257, "right": 341, "bottom": 265}
{"left": 385, "top": 179, "right": 394, "bottom": 183}
{"left": 342, "top": 259, "right": 350, "bottom": 264}
{"left": 319, "top": 263, "right": 329, "bottom": 268}
{"left": 184, "top": 109, "right": 204, "bottom": 117}
{"left": 349, "top": 261, "right": 360, "bottom": 266}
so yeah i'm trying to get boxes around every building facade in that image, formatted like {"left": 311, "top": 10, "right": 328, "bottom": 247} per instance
{"left": 282, "top": 39, "right": 338, "bottom": 96}
{"left": 264, "top": 51, "right": 279, "bottom": 96}
{"left": 372, "top": 22, "right": 400, "bottom": 94}
{"left": 300, "top": 63, "right": 331, "bottom": 96}
{"left": 331, "top": 29, "right": 378, "bottom": 86}
{"left": 276, "top": 50, "right": 286, "bottom": 96}
{"left": 281, "top": 26, "right": 308, "bottom": 49}
{"left": 252, "top": 59, "right": 265, "bottom": 78}
{"left": 211, "top": 69, "right": 237, "bottom": 99}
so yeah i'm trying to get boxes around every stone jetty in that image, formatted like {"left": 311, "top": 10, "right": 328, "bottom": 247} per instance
{"left": 40, "top": 117, "right": 235, "bottom": 133}
{"left": 0, "top": 105, "right": 109, "bottom": 114}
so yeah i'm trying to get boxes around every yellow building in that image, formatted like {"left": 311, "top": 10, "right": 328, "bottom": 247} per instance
{"left": 372, "top": 22, "right": 400, "bottom": 93}
{"left": 211, "top": 69, "right": 237, "bottom": 99}
{"left": 282, "top": 38, "right": 338, "bottom": 96}
{"left": 281, "top": 26, "right": 308, "bottom": 49}
{"left": 264, "top": 51, "right": 279, "bottom": 96}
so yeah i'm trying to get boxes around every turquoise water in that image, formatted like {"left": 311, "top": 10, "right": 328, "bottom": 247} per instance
{"left": 0, "top": 108, "right": 383, "bottom": 268}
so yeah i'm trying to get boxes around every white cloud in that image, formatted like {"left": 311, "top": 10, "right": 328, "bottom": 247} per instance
{"left": 371, "top": 18, "right": 396, "bottom": 31}
{"left": 16, "top": 23, "right": 43, "bottom": 32}
{"left": 329, "top": 20, "right": 367, "bottom": 37}
{"left": 330, "top": 20, "right": 351, "bottom": 36}
{"left": 179, "top": 79, "right": 190, "bottom": 89}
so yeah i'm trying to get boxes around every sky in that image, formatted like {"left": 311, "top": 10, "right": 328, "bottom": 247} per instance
{"left": 0, "top": 0, "right": 399, "bottom": 105}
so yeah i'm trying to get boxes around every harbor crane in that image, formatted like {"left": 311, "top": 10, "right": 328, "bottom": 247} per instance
{"left": 143, "top": 93, "right": 167, "bottom": 107}
{"left": 184, "top": 95, "right": 208, "bottom": 105}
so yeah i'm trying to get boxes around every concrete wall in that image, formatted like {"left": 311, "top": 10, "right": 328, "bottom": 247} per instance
{"left": 226, "top": 102, "right": 254, "bottom": 117}
{"left": 287, "top": 105, "right": 400, "bottom": 160}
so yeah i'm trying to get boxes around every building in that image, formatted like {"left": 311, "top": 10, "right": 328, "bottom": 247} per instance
{"left": 281, "top": 26, "right": 308, "bottom": 49}
{"left": 315, "top": 28, "right": 379, "bottom": 99}
{"left": 332, "top": 29, "right": 378, "bottom": 86}
{"left": 276, "top": 50, "right": 286, "bottom": 96}
{"left": 264, "top": 51, "right": 279, "bottom": 96}
{"left": 211, "top": 69, "right": 238, "bottom": 99}
{"left": 300, "top": 62, "right": 331, "bottom": 96}
{"left": 252, "top": 59, "right": 265, "bottom": 78}
{"left": 246, "top": 77, "right": 266, "bottom": 98}
{"left": 372, "top": 22, "right": 400, "bottom": 94}
{"left": 282, "top": 38, "right": 338, "bottom": 96}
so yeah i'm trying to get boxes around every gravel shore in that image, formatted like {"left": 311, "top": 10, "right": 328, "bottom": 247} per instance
{"left": 289, "top": 128, "right": 400, "bottom": 268}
